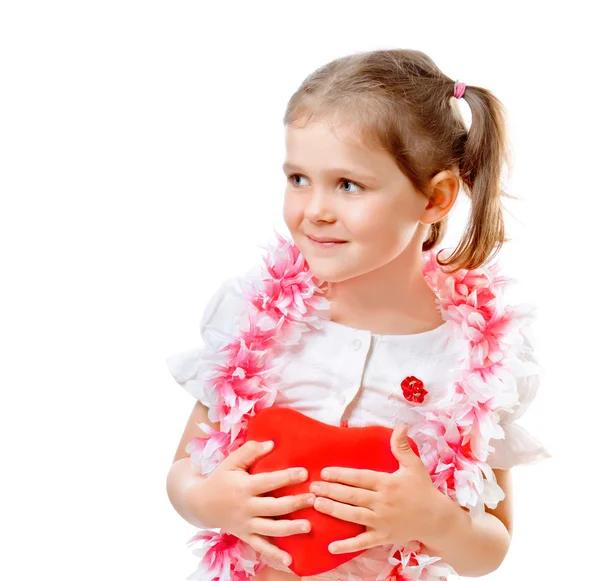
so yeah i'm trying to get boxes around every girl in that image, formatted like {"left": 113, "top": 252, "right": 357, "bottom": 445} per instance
{"left": 165, "top": 49, "right": 551, "bottom": 581}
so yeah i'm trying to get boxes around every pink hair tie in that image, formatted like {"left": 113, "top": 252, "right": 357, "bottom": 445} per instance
{"left": 453, "top": 81, "right": 466, "bottom": 99}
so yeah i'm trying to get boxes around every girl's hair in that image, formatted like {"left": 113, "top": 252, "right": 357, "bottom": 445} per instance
{"left": 283, "top": 49, "right": 516, "bottom": 273}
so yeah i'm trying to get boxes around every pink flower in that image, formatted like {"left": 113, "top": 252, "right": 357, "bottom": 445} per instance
{"left": 242, "top": 230, "right": 331, "bottom": 345}
{"left": 421, "top": 249, "right": 510, "bottom": 311}
{"left": 412, "top": 403, "right": 474, "bottom": 500}
{"left": 459, "top": 405, "right": 501, "bottom": 462}
{"left": 443, "top": 301, "right": 505, "bottom": 369}
{"left": 204, "top": 339, "right": 278, "bottom": 439}
{"left": 237, "top": 311, "right": 282, "bottom": 352}
{"left": 186, "top": 530, "right": 264, "bottom": 581}
{"left": 414, "top": 397, "right": 507, "bottom": 512}
{"left": 186, "top": 423, "right": 247, "bottom": 476}
{"left": 382, "top": 542, "right": 456, "bottom": 581}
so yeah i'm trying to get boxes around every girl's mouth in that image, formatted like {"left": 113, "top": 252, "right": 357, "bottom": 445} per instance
{"left": 307, "top": 236, "right": 348, "bottom": 249}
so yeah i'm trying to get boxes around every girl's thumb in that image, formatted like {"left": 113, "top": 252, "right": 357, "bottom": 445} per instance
{"left": 390, "top": 424, "right": 415, "bottom": 464}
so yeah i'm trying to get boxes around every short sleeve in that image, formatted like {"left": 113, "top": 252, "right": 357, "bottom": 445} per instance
{"left": 165, "top": 269, "right": 254, "bottom": 406}
{"left": 487, "top": 324, "right": 552, "bottom": 470}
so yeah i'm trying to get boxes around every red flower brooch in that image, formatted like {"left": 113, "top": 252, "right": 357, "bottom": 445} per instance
{"left": 400, "top": 375, "right": 428, "bottom": 404}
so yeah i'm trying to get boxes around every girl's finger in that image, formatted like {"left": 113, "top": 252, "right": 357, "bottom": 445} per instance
{"left": 251, "top": 493, "right": 316, "bottom": 517}
{"left": 310, "top": 480, "right": 376, "bottom": 508}
{"left": 223, "top": 439, "right": 275, "bottom": 471}
{"left": 328, "top": 531, "right": 382, "bottom": 555}
{"left": 249, "top": 466, "right": 309, "bottom": 495}
{"left": 313, "top": 496, "right": 375, "bottom": 527}
{"left": 321, "top": 467, "right": 382, "bottom": 490}
{"left": 250, "top": 516, "right": 311, "bottom": 537}
{"left": 246, "top": 534, "right": 293, "bottom": 569}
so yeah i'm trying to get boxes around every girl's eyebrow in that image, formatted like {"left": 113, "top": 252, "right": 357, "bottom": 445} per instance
{"left": 282, "top": 162, "right": 377, "bottom": 183}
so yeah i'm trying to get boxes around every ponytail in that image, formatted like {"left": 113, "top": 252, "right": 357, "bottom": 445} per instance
{"left": 428, "top": 84, "right": 516, "bottom": 273}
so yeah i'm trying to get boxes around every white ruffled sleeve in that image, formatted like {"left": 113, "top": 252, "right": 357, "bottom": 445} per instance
{"left": 487, "top": 324, "right": 552, "bottom": 470}
{"left": 165, "top": 270, "right": 254, "bottom": 406}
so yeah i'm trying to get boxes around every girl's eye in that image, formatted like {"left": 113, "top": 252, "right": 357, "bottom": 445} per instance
{"left": 287, "top": 174, "right": 363, "bottom": 193}
{"left": 289, "top": 174, "right": 309, "bottom": 187}
{"left": 340, "top": 180, "right": 362, "bottom": 194}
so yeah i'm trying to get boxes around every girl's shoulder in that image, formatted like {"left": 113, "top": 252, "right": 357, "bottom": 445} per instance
{"left": 165, "top": 264, "right": 261, "bottom": 405}
{"left": 196, "top": 263, "right": 263, "bottom": 351}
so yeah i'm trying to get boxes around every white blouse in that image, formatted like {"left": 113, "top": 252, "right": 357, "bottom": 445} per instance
{"left": 166, "top": 267, "right": 552, "bottom": 580}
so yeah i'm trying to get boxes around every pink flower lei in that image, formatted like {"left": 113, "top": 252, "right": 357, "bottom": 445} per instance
{"left": 182, "top": 229, "right": 534, "bottom": 581}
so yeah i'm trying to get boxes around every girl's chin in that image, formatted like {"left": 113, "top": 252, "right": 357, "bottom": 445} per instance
{"left": 305, "top": 263, "right": 354, "bottom": 284}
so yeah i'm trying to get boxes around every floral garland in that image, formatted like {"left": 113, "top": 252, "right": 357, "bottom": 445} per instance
{"left": 181, "top": 230, "right": 534, "bottom": 581}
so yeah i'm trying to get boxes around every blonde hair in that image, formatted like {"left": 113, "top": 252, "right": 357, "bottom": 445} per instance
{"left": 283, "top": 49, "right": 516, "bottom": 273}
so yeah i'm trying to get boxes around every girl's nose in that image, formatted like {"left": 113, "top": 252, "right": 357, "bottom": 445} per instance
{"left": 304, "top": 189, "right": 335, "bottom": 221}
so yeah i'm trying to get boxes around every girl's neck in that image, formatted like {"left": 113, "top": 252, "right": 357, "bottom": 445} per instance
{"left": 322, "top": 249, "right": 443, "bottom": 336}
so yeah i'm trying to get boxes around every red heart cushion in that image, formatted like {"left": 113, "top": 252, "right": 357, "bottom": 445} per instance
{"left": 246, "top": 407, "right": 420, "bottom": 577}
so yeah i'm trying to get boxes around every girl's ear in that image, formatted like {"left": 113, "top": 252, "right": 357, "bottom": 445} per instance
{"left": 420, "top": 170, "right": 460, "bottom": 225}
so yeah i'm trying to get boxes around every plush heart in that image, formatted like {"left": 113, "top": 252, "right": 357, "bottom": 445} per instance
{"left": 246, "top": 406, "right": 420, "bottom": 577}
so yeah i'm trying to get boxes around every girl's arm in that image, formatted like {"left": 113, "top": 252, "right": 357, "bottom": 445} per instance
{"left": 419, "top": 469, "right": 513, "bottom": 577}
{"left": 166, "top": 401, "right": 218, "bottom": 527}
{"left": 170, "top": 400, "right": 216, "bottom": 464}
{"left": 167, "top": 455, "right": 213, "bottom": 528}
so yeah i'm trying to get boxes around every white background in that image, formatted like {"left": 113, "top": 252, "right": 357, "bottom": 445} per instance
{"left": 1, "top": 1, "right": 597, "bottom": 580}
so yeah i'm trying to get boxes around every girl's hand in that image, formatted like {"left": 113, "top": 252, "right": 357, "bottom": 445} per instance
{"left": 310, "top": 424, "right": 445, "bottom": 554}
{"left": 193, "top": 439, "right": 316, "bottom": 568}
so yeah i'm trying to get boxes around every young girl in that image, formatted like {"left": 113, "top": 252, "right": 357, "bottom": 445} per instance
{"left": 165, "top": 48, "right": 551, "bottom": 581}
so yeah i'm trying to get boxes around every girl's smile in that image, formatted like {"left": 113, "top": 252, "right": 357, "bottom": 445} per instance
{"left": 306, "top": 235, "right": 349, "bottom": 249}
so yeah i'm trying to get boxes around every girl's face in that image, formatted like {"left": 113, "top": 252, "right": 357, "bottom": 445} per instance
{"left": 282, "top": 118, "right": 443, "bottom": 283}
